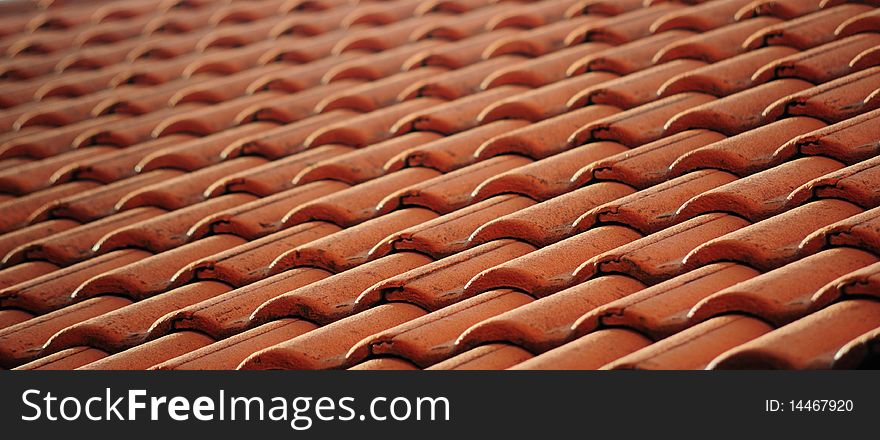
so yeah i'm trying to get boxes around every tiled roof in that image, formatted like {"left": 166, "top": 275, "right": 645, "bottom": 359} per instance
{"left": 0, "top": 0, "right": 879, "bottom": 371}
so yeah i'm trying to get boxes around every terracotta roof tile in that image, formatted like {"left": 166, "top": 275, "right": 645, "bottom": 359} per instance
{"left": 606, "top": 315, "right": 774, "bottom": 370}
{"left": 481, "top": 71, "right": 618, "bottom": 122}
{"left": 575, "top": 213, "right": 751, "bottom": 284}
{"left": 357, "top": 239, "right": 534, "bottom": 310}
{"left": 659, "top": 46, "right": 799, "bottom": 97}
{"left": 571, "top": 92, "right": 716, "bottom": 147}
{"left": 579, "top": 263, "right": 760, "bottom": 339}
{"left": 670, "top": 116, "right": 827, "bottom": 177}
{"left": 253, "top": 252, "right": 433, "bottom": 325}
{"left": 347, "top": 289, "right": 532, "bottom": 367}
{"left": 465, "top": 226, "right": 642, "bottom": 297}
{"left": 710, "top": 299, "right": 880, "bottom": 369}
{"left": 72, "top": 234, "right": 245, "bottom": 301}
{"left": 349, "top": 357, "right": 420, "bottom": 370}
{"left": 578, "top": 169, "right": 738, "bottom": 233}
{"left": 656, "top": 16, "right": 782, "bottom": 64}
{"left": 474, "top": 140, "right": 627, "bottom": 201}
{"left": 683, "top": 199, "right": 863, "bottom": 271}
{"left": 14, "top": 347, "right": 109, "bottom": 370}
{"left": 689, "top": 248, "right": 879, "bottom": 325}
{"left": 470, "top": 182, "right": 636, "bottom": 247}
{"left": 753, "top": 33, "right": 880, "bottom": 85}
{"left": 240, "top": 303, "right": 426, "bottom": 370}
{"left": 800, "top": 206, "right": 880, "bottom": 257}
{"left": 577, "top": 130, "right": 723, "bottom": 189}
{"left": 0, "top": 249, "right": 149, "bottom": 314}
{"left": 6, "top": 206, "right": 165, "bottom": 265}
{"left": 0, "top": 261, "right": 59, "bottom": 292}
{"left": 372, "top": 195, "right": 535, "bottom": 259}
{"left": 570, "top": 59, "right": 706, "bottom": 110}
{"left": 676, "top": 156, "right": 844, "bottom": 221}
{"left": 2, "top": 0, "right": 879, "bottom": 370}
{"left": 762, "top": 67, "right": 880, "bottom": 123}
{"left": 428, "top": 343, "right": 533, "bottom": 370}
{"left": 510, "top": 328, "right": 651, "bottom": 370}
{"left": 153, "top": 318, "right": 319, "bottom": 370}
{"left": 385, "top": 121, "right": 524, "bottom": 173}
{"left": 271, "top": 207, "right": 439, "bottom": 273}
{"left": 153, "top": 267, "right": 331, "bottom": 340}
{"left": 78, "top": 330, "right": 215, "bottom": 370}
{"left": 477, "top": 105, "right": 620, "bottom": 160}
{"left": 743, "top": 4, "right": 873, "bottom": 50}
{"left": 0, "top": 296, "right": 131, "bottom": 368}
{"left": 460, "top": 275, "right": 646, "bottom": 353}
{"left": 775, "top": 108, "right": 880, "bottom": 164}
{"left": 170, "top": 221, "right": 340, "bottom": 288}
{"left": 44, "top": 281, "right": 230, "bottom": 355}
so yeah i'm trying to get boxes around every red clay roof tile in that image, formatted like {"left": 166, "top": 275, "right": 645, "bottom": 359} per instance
{"left": 378, "top": 155, "right": 532, "bottom": 214}
{"left": 0, "top": 249, "right": 149, "bottom": 314}
{"left": 580, "top": 263, "right": 760, "bottom": 339}
{"left": 253, "top": 252, "right": 433, "bottom": 325}
{"left": 659, "top": 46, "right": 799, "bottom": 97}
{"left": 385, "top": 121, "right": 525, "bottom": 173}
{"left": 763, "top": 67, "right": 880, "bottom": 123}
{"left": 510, "top": 328, "right": 651, "bottom": 370}
{"left": 0, "top": 296, "right": 131, "bottom": 368}
{"left": 474, "top": 140, "right": 627, "bottom": 201}
{"left": 72, "top": 234, "right": 245, "bottom": 301}
{"left": 7, "top": 206, "right": 165, "bottom": 266}
{"left": 689, "top": 248, "right": 879, "bottom": 326}
{"left": 372, "top": 194, "right": 534, "bottom": 259}
{"left": 271, "top": 207, "right": 439, "bottom": 273}
{"left": 575, "top": 213, "right": 750, "bottom": 285}
{"left": 209, "top": 144, "right": 353, "bottom": 196}
{"left": 240, "top": 302, "right": 426, "bottom": 370}
{"left": 459, "top": 275, "right": 645, "bottom": 353}
{"left": 580, "top": 129, "right": 726, "bottom": 189}
{"left": 743, "top": 4, "right": 873, "bottom": 50}
{"left": 571, "top": 92, "right": 716, "bottom": 147}
{"left": 684, "top": 199, "right": 863, "bottom": 271}
{"left": 0, "top": 261, "right": 59, "bottom": 292}
{"left": 710, "top": 299, "right": 880, "bottom": 369}
{"left": 466, "top": 225, "right": 642, "bottom": 297}
{"left": 606, "top": 315, "right": 774, "bottom": 370}
{"left": 153, "top": 318, "right": 319, "bottom": 370}
{"left": 358, "top": 239, "right": 534, "bottom": 310}
{"left": 670, "top": 116, "right": 827, "bottom": 177}
{"left": 191, "top": 181, "right": 349, "bottom": 240}
{"left": 775, "top": 107, "right": 880, "bottom": 164}
{"left": 676, "top": 156, "right": 844, "bottom": 221}
{"left": 578, "top": 169, "right": 738, "bottom": 233}
{"left": 348, "top": 289, "right": 532, "bottom": 367}
{"left": 349, "top": 357, "right": 420, "bottom": 370}
{"left": 800, "top": 206, "right": 880, "bottom": 257}
{"left": 428, "top": 343, "right": 533, "bottom": 370}
{"left": 481, "top": 71, "right": 619, "bottom": 121}
{"left": 283, "top": 167, "right": 440, "bottom": 227}
{"left": 788, "top": 156, "right": 880, "bottom": 209}
{"left": 476, "top": 105, "right": 620, "bottom": 160}
{"left": 171, "top": 221, "right": 340, "bottom": 288}
{"left": 44, "top": 281, "right": 230, "bottom": 355}
{"left": 656, "top": 16, "right": 782, "bottom": 64}
{"left": 77, "top": 330, "right": 215, "bottom": 370}
{"left": 14, "top": 347, "right": 109, "bottom": 371}
{"left": 570, "top": 59, "right": 706, "bottom": 110}
{"left": 469, "top": 182, "right": 636, "bottom": 247}
{"left": 153, "top": 267, "right": 331, "bottom": 340}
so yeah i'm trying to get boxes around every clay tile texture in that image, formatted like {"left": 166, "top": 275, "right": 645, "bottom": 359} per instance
{"left": 1, "top": 0, "right": 879, "bottom": 371}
